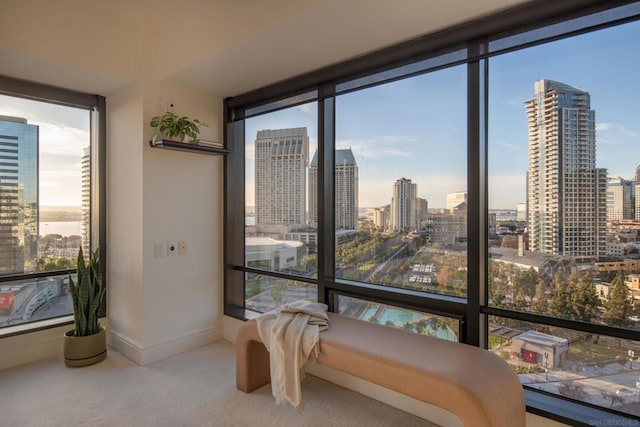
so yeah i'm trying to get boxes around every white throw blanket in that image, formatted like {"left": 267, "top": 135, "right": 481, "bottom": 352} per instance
{"left": 256, "top": 300, "right": 329, "bottom": 411}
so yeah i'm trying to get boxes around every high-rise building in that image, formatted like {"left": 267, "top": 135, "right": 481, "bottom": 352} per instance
{"left": 391, "top": 177, "right": 417, "bottom": 232}
{"left": 607, "top": 177, "right": 634, "bottom": 222}
{"left": 0, "top": 116, "right": 38, "bottom": 274}
{"left": 415, "top": 197, "right": 429, "bottom": 231}
{"left": 309, "top": 149, "right": 359, "bottom": 230}
{"left": 255, "top": 128, "right": 308, "bottom": 227}
{"left": 446, "top": 191, "right": 467, "bottom": 212}
{"left": 373, "top": 204, "right": 390, "bottom": 231}
{"left": 635, "top": 165, "right": 640, "bottom": 221}
{"left": 526, "top": 80, "right": 607, "bottom": 259}
{"left": 81, "top": 146, "right": 91, "bottom": 257}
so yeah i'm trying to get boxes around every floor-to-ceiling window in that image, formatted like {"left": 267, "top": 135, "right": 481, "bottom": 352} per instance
{"left": 486, "top": 15, "right": 640, "bottom": 416}
{"left": 0, "top": 77, "right": 106, "bottom": 335}
{"left": 225, "top": 1, "right": 640, "bottom": 423}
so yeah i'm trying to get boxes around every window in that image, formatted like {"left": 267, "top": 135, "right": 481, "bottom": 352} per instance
{"left": 487, "top": 16, "right": 640, "bottom": 416}
{"left": 0, "top": 77, "right": 105, "bottom": 334}
{"left": 225, "top": 1, "right": 640, "bottom": 423}
{"left": 242, "top": 101, "right": 318, "bottom": 312}
{"left": 335, "top": 67, "right": 467, "bottom": 298}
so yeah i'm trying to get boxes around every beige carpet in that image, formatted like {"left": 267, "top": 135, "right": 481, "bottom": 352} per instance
{"left": 0, "top": 341, "right": 436, "bottom": 426}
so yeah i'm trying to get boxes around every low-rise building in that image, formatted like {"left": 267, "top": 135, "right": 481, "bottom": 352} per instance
{"left": 512, "top": 330, "right": 569, "bottom": 369}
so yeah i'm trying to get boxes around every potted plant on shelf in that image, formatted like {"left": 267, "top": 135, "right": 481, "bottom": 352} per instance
{"left": 150, "top": 111, "right": 207, "bottom": 143}
{"left": 64, "top": 247, "right": 107, "bottom": 367}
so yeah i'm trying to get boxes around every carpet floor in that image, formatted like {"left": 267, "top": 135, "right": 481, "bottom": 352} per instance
{"left": 0, "top": 341, "right": 436, "bottom": 426}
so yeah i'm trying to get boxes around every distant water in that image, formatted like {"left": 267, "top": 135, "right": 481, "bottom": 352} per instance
{"left": 40, "top": 221, "right": 82, "bottom": 237}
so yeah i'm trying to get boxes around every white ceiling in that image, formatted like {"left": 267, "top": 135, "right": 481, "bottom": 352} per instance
{"left": 0, "top": 0, "right": 530, "bottom": 98}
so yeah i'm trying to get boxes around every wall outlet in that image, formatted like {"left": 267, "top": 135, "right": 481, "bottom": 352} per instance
{"left": 178, "top": 240, "right": 187, "bottom": 255}
{"left": 154, "top": 241, "right": 166, "bottom": 257}
{"left": 167, "top": 240, "right": 178, "bottom": 257}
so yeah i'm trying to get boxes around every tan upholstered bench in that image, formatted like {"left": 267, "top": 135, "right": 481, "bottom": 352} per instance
{"left": 236, "top": 312, "right": 525, "bottom": 427}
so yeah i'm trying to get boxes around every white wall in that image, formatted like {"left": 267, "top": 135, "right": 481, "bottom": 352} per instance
{"left": 106, "top": 79, "right": 224, "bottom": 365}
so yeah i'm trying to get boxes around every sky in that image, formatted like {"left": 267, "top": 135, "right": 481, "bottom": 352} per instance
{"left": 0, "top": 95, "right": 90, "bottom": 207}
{"left": 245, "top": 19, "right": 640, "bottom": 210}
{"left": 2, "top": 17, "right": 639, "bottom": 211}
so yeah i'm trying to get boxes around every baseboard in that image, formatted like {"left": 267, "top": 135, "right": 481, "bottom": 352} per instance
{"left": 107, "top": 330, "right": 145, "bottom": 365}
{"left": 109, "top": 323, "right": 224, "bottom": 365}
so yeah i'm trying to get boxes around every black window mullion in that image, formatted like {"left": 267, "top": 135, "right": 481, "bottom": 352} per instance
{"left": 223, "top": 106, "right": 246, "bottom": 318}
{"left": 466, "top": 48, "right": 482, "bottom": 347}
{"left": 318, "top": 84, "right": 336, "bottom": 309}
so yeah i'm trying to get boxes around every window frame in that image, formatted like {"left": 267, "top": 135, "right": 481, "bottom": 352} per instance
{"left": 0, "top": 75, "right": 106, "bottom": 337}
{"left": 224, "top": 1, "right": 640, "bottom": 424}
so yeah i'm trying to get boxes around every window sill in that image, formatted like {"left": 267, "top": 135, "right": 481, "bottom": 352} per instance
{"left": 0, "top": 315, "right": 74, "bottom": 339}
{"left": 525, "top": 388, "right": 638, "bottom": 426}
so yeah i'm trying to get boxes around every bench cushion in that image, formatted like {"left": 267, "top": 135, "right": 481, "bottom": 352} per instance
{"left": 236, "top": 312, "right": 525, "bottom": 427}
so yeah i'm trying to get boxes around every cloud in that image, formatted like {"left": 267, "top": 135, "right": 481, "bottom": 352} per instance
{"left": 597, "top": 122, "right": 640, "bottom": 145}
{"left": 296, "top": 104, "right": 312, "bottom": 114}
{"left": 498, "top": 141, "right": 517, "bottom": 150}
{"left": 336, "top": 136, "right": 413, "bottom": 159}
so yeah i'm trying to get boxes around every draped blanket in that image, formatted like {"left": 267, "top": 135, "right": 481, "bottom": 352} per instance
{"left": 256, "top": 300, "right": 329, "bottom": 411}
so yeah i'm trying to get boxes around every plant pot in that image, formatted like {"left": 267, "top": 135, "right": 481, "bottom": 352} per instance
{"left": 64, "top": 327, "right": 107, "bottom": 367}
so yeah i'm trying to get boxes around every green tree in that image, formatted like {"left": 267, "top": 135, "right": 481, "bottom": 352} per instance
{"left": 531, "top": 280, "right": 548, "bottom": 314}
{"left": 570, "top": 274, "right": 599, "bottom": 322}
{"left": 603, "top": 274, "right": 633, "bottom": 327}
{"left": 270, "top": 283, "right": 286, "bottom": 306}
{"left": 39, "top": 257, "right": 76, "bottom": 272}
{"left": 548, "top": 271, "right": 570, "bottom": 318}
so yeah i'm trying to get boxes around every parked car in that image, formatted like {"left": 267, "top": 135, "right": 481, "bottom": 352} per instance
{"left": 616, "top": 388, "right": 635, "bottom": 397}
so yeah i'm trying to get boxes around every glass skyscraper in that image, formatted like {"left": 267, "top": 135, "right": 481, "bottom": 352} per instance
{"left": 0, "top": 116, "right": 38, "bottom": 274}
{"left": 309, "top": 148, "right": 359, "bottom": 230}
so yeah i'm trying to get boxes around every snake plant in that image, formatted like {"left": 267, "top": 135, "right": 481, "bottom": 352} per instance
{"left": 68, "top": 247, "right": 105, "bottom": 337}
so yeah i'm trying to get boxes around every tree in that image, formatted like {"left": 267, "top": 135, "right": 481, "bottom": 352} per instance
{"left": 39, "top": 257, "right": 76, "bottom": 272}
{"left": 270, "top": 283, "right": 286, "bottom": 306}
{"left": 570, "top": 274, "right": 599, "bottom": 322}
{"left": 531, "top": 280, "right": 548, "bottom": 315}
{"left": 603, "top": 274, "right": 633, "bottom": 327}
{"left": 548, "top": 271, "right": 570, "bottom": 318}
{"left": 558, "top": 382, "right": 586, "bottom": 400}
{"left": 549, "top": 272, "right": 600, "bottom": 322}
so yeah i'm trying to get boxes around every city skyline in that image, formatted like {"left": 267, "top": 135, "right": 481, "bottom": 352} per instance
{"left": 0, "top": 95, "right": 90, "bottom": 207}
{"left": 245, "top": 20, "right": 640, "bottom": 210}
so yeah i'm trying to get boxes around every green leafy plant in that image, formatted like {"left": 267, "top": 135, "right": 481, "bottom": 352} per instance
{"left": 150, "top": 111, "right": 207, "bottom": 142}
{"left": 68, "top": 247, "right": 105, "bottom": 337}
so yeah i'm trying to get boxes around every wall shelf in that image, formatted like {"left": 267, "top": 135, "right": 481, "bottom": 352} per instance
{"left": 149, "top": 139, "right": 229, "bottom": 156}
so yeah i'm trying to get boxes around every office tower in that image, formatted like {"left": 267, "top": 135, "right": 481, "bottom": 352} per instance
{"left": 309, "top": 149, "right": 359, "bottom": 230}
{"left": 635, "top": 165, "right": 640, "bottom": 221}
{"left": 607, "top": 177, "right": 634, "bottom": 222}
{"left": 526, "top": 80, "right": 606, "bottom": 258}
{"left": 0, "top": 116, "right": 38, "bottom": 274}
{"left": 446, "top": 191, "right": 467, "bottom": 212}
{"left": 255, "top": 128, "right": 308, "bottom": 226}
{"left": 415, "top": 197, "right": 428, "bottom": 231}
{"left": 391, "top": 177, "right": 417, "bottom": 232}
{"left": 81, "top": 146, "right": 90, "bottom": 256}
